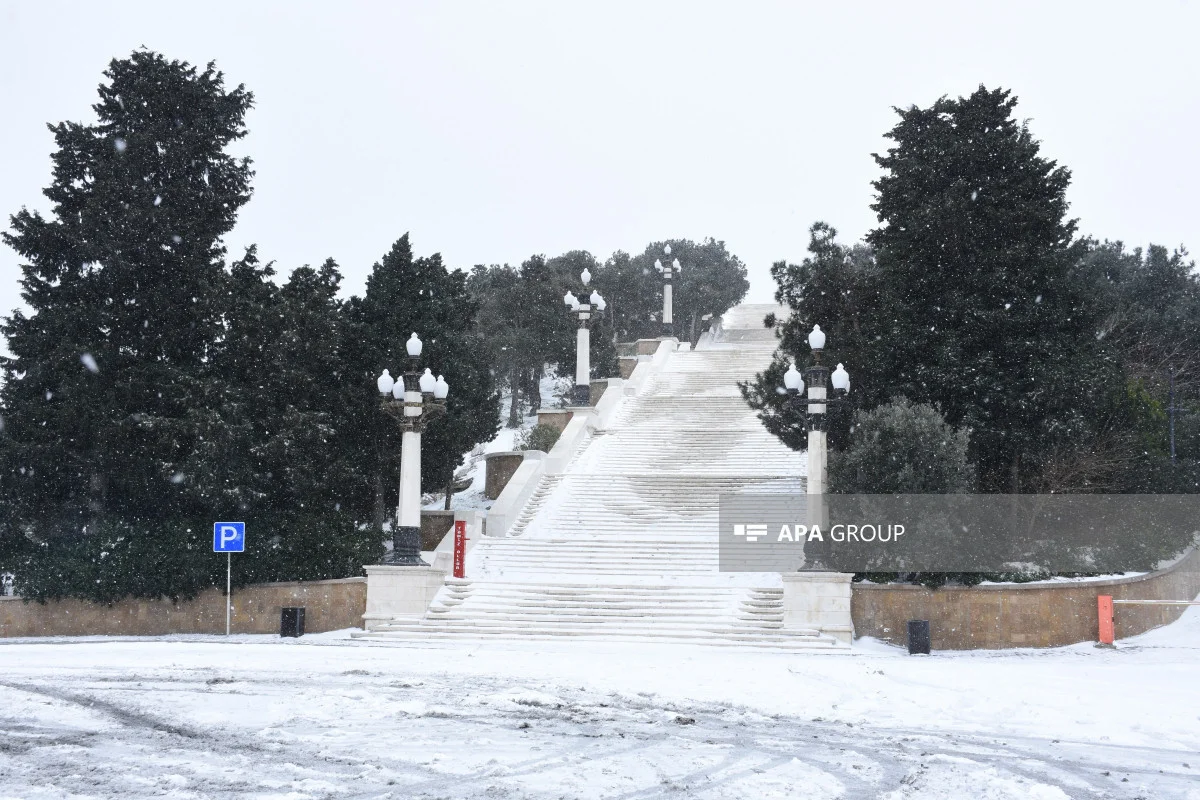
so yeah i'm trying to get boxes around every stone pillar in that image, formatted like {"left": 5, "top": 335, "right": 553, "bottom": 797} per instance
{"left": 807, "top": 385, "right": 827, "bottom": 496}
{"left": 663, "top": 278, "right": 673, "bottom": 335}
{"left": 387, "top": 428, "right": 423, "bottom": 564}
{"left": 574, "top": 310, "right": 591, "bottom": 406}
{"left": 781, "top": 572, "right": 854, "bottom": 645}
{"left": 363, "top": 565, "right": 445, "bottom": 630}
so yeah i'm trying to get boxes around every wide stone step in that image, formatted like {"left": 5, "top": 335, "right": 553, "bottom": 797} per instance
{"left": 367, "top": 618, "right": 831, "bottom": 639}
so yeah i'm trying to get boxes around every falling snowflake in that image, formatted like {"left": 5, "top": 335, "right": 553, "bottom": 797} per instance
{"left": 114, "top": 138, "right": 127, "bottom": 153}
{"left": 80, "top": 353, "right": 99, "bottom": 373}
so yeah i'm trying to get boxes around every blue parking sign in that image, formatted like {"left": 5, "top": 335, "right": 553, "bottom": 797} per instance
{"left": 213, "top": 522, "right": 245, "bottom": 553}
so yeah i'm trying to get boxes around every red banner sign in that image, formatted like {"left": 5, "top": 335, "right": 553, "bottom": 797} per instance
{"left": 453, "top": 520, "right": 466, "bottom": 579}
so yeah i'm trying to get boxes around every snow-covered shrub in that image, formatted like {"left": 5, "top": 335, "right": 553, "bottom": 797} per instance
{"left": 829, "top": 397, "right": 975, "bottom": 494}
{"left": 515, "top": 424, "right": 562, "bottom": 454}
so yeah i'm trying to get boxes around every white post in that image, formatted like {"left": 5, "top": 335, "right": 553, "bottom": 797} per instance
{"left": 807, "top": 385, "right": 827, "bottom": 495}
{"left": 225, "top": 552, "right": 231, "bottom": 636}
{"left": 398, "top": 429, "right": 422, "bottom": 530}
{"left": 663, "top": 281, "right": 673, "bottom": 326}
{"left": 575, "top": 326, "right": 590, "bottom": 388}
{"left": 573, "top": 312, "right": 591, "bottom": 406}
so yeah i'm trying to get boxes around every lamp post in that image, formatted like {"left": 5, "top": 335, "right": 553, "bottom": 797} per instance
{"left": 654, "top": 244, "right": 680, "bottom": 338}
{"left": 1167, "top": 366, "right": 1190, "bottom": 465}
{"left": 375, "top": 332, "right": 449, "bottom": 565}
{"left": 783, "top": 325, "right": 850, "bottom": 496}
{"left": 563, "top": 267, "right": 607, "bottom": 407}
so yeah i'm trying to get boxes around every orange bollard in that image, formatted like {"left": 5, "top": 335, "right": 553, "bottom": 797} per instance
{"left": 1097, "top": 595, "right": 1115, "bottom": 644}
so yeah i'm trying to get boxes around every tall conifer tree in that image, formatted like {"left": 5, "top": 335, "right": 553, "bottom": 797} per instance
{"left": 867, "top": 86, "right": 1115, "bottom": 491}
{"left": 1, "top": 50, "right": 252, "bottom": 531}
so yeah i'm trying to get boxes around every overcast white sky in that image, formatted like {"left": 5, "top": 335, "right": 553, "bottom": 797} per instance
{"left": 1, "top": 1, "right": 1197, "bottom": 331}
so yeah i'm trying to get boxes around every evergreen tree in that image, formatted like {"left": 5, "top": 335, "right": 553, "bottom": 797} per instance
{"left": 865, "top": 86, "right": 1117, "bottom": 492}
{"left": 0, "top": 51, "right": 253, "bottom": 596}
{"left": 469, "top": 255, "right": 578, "bottom": 425}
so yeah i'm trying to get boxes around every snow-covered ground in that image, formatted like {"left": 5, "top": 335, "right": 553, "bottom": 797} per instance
{"left": 2, "top": 608, "right": 1197, "bottom": 799}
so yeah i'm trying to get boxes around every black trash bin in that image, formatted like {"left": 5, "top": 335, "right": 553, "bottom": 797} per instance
{"left": 281, "top": 607, "right": 305, "bottom": 638}
{"left": 907, "top": 619, "right": 931, "bottom": 654}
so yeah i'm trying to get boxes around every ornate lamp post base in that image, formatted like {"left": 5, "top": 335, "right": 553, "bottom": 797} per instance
{"left": 382, "top": 525, "right": 427, "bottom": 566}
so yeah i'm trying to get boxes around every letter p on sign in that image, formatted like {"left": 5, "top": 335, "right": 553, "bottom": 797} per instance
{"left": 213, "top": 522, "right": 246, "bottom": 553}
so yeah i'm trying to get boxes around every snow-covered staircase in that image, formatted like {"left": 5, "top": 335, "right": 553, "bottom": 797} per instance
{"left": 356, "top": 304, "right": 848, "bottom": 650}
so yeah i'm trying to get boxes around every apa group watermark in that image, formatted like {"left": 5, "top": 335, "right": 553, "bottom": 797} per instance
{"left": 719, "top": 493, "right": 1200, "bottom": 573}
{"left": 735, "top": 521, "right": 905, "bottom": 543}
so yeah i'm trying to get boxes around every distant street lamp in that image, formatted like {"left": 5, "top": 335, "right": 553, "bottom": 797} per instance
{"left": 654, "top": 243, "right": 681, "bottom": 338}
{"left": 1167, "top": 366, "right": 1189, "bottom": 464}
{"left": 782, "top": 325, "right": 850, "bottom": 495}
{"left": 563, "top": 267, "right": 607, "bottom": 406}
{"left": 375, "top": 332, "right": 449, "bottom": 565}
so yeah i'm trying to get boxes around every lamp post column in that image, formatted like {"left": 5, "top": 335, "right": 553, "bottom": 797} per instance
{"left": 376, "top": 335, "right": 449, "bottom": 567}
{"left": 395, "top": 368, "right": 423, "bottom": 563}
{"left": 563, "top": 268, "right": 605, "bottom": 408}
{"left": 663, "top": 270, "right": 673, "bottom": 337}
{"left": 574, "top": 306, "right": 591, "bottom": 406}
{"left": 806, "top": 367, "right": 828, "bottom": 496}
{"left": 805, "top": 325, "right": 829, "bottom": 496}
{"left": 655, "top": 244, "right": 679, "bottom": 338}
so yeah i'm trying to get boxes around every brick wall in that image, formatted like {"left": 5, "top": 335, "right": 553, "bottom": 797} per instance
{"left": 0, "top": 577, "right": 366, "bottom": 638}
{"left": 852, "top": 547, "right": 1200, "bottom": 649}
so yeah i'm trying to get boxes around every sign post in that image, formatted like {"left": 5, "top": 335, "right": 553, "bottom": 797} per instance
{"left": 213, "top": 522, "right": 246, "bottom": 636}
{"left": 453, "top": 519, "right": 466, "bottom": 579}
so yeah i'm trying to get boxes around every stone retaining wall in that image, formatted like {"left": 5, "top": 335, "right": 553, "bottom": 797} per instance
{"left": 485, "top": 451, "right": 524, "bottom": 500}
{"left": 851, "top": 547, "right": 1200, "bottom": 649}
{"left": 0, "top": 577, "right": 366, "bottom": 638}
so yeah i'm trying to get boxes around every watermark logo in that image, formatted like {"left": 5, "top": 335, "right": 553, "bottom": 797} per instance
{"left": 732, "top": 523, "right": 768, "bottom": 542}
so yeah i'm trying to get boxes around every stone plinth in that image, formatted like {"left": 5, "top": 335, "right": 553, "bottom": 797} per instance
{"left": 537, "top": 408, "right": 573, "bottom": 432}
{"left": 618, "top": 356, "right": 638, "bottom": 379}
{"left": 635, "top": 338, "right": 662, "bottom": 355}
{"left": 363, "top": 565, "right": 445, "bottom": 630}
{"left": 781, "top": 572, "right": 855, "bottom": 644}
{"left": 589, "top": 379, "right": 610, "bottom": 406}
{"left": 485, "top": 451, "right": 524, "bottom": 500}
{"left": 419, "top": 511, "right": 454, "bottom": 550}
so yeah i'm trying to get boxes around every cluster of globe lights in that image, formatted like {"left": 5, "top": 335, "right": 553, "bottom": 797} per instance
{"left": 654, "top": 242, "right": 681, "bottom": 275}
{"left": 782, "top": 325, "right": 851, "bottom": 394}
{"left": 375, "top": 333, "right": 449, "bottom": 401}
{"left": 563, "top": 268, "right": 607, "bottom": 311}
